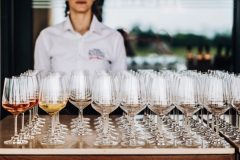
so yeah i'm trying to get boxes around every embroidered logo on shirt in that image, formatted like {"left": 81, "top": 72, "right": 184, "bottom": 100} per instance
{"left": 88, "top": 49, "right": 105, "bottom": 60}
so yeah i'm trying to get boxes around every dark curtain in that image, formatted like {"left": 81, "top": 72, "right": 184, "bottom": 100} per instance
{"left": 1, "top": 0, "right": 33, "bottom": 119}
{"left": 233, "top": 0, "right": 240, "bottom": 73}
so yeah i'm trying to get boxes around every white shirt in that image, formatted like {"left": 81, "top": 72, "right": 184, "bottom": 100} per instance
{"left": 34, "top": 15, "right": 127, "bottom": 76}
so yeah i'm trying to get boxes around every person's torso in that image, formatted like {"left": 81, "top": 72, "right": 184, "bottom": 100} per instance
{"left": 43, "top": 18, "right": 120, "bottom": 76}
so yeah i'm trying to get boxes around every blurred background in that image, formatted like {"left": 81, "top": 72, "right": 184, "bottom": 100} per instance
{"left": 1, "top": 0, "right": 240, "bottom": 118}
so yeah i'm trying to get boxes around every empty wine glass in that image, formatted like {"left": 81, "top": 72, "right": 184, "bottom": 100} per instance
{"left": 204, "top": 76, "right": 229, "bottom": 146}
{"left": 16, "top": 75, "right": 39, "bottom": 141}
{"left": 25, "top": 74, "right": 42, "bottom": 136}
{"left": 91, "top": 72, "right": 118, "bottom": 146}
{"left": 38, "top": 73, "right": 68, "bottom": 145}
{"left": 69, "top": 70, "right": 92, "bottom": 135}
{"left": 2, "top": 77, "right": 29, "bottom": 145}
{"left": 213, "top": 72, "right": 232, "bottom": 135}
{"left": 148, "top": 73, "right": 175, "bottom": 147}
{"left": 29, "top": 70, "right": 46, "bottom": 125}
{"left": 229, "top": 75, "right": 240, "bottom": 142}
{"left": 176, "top": 75, "right": 201, "bottom": 147}
{"left": 120, "top": 72, "right": 146, "bottom": 147}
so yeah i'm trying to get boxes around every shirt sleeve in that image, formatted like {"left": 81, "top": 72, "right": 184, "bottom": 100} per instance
{"left": 34, "top": 30, "right": 51, "bottom": 73}
{"left": 111, "top": 32, "right": 127, "bottom": 71}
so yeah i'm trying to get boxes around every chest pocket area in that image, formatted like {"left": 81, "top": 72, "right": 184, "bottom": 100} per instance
{"left": 88, "top": 49, "right": 111, "bottom": 70}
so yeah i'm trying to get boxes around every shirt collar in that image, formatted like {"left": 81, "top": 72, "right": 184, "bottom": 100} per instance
{"left": 63, "top": 16, "right": 74, "bottom": 32}
{"left": 89, "top": 15, "right": 103, "bottom": 34}
{"left": 63, "top": 15, "right": 103, "bottom": 34}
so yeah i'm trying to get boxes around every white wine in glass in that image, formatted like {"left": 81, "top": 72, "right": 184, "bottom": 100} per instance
{"left": 38, "top": 73, "right": 68, "bottom": 145}
{"left": 39, "top": 101, "right": 67, "bottom": 116}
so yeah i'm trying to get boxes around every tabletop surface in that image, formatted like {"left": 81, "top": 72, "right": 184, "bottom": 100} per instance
{"left": 0, "top": 115, "right": 235, "bottom": 155}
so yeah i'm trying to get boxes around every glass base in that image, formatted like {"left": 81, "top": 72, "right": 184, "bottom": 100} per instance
{"left": 71, "top": 117, "right": 90, "bottom": 128}
{"left": 96, "top": 126, "right": 117, "bottom": 134}
{"left": 156, "top": 142, "right": 174, "bottom": 148}
{"left": 71, "top": 122, "right": 90, "bottom": 129}
{"left": 71, "top": 128, "right": 93, "bottom": 136}
{"left": 23, "top": 134, "right": 35, "bottom": 140}
{"left": 207, "top": 140, "right": 225, "bottom": 148}
{"left": 72, "top": 117, "right": 90, "bottom": 121}
{"left": 121, "top": 139, "right": 145, "bottom": 147}
{"left": 4, "top": 136, "right": 28, "bottom": 145}
{"left": 233, "top": 139, "right": 240, "bottom": 144}
{"left": 41, "top": 136, "right": 65, "bottom": 145}
{"left": 31, "top": 129, "right": 41, "bottom": 135}
{"left": 177, "top": 139, "right": 201, "bottom": 148}
{"left": 94, "top": 140, "right": 119, "bottom": 147}
{"left": 94, "top": 120, "right": 114, "bottom": 126}
{"left": 94, "top": 133, "right": 119, "bottom": 147}
{"left": 36, "top": 118, "right": 46, "bottom": 125}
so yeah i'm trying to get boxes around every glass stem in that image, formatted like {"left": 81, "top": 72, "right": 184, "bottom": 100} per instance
{"left": 56, "top": 112, "right": 60, "bottom": 125}
{"left": 196, "top": 110, "right": 199, "bottom": 122}
{"left": 176, "top": 109, "right": 179, "bottom": 123}
{"left": 14, "top": 115, "right": 18, "bottom": 137}
{"left": 51, "top": 115, "right": 55, "bottom": 137}
{"left": 236, "top": 113, "right": 239, "bottom": 128}
{"left": 158, "top": 115, "right": 164, "bottom": 135}
{"left": 33, "top": 106, "right": 36, "bottom": 119}
{"left": 229, "top": 108, "right": 232, "bottom": 125}
{"left": 212, "top": 114, "right": 215, "bottom": 131}
{"left": 21, "top": 113, "right": 25, "bottom": 130}
{"left": 223, "top": 113, "right": 226, "bottom": 123}
{"left": 103, "top": 114, "right": 109, "bottom": 138}
{"left": 207, "top": 111, "right": 209, "bottom": 128}
{"left": 29, "top": 110, "right": 32, "bottom": 125}
{"left": 238, "top": 113, "right": 240, "bottom": 130}
{"left": 130, "top": 115, "right": 136, "bottom": 145}
{"left": 36, "top": 106, "right": 39, "bottom": 117}
{"left": 188, "top": 116, "right": 191, "bottom": 133}
{"left": 215, "top": 115, "right": 220, "bottom": 134}
{"left": 80, "top": 108, "right": 83, "bottom": 123}
{"left": 173, "top": 108, "right": 176, "bottom": 121}
{"left": 184, "top": 116, "right": 190, "bottom": 133}
{"left": 201, "top": 108, "right": 203, "bottom": 124}
{"left": 32, "top": 107, "right": 35, "bottom": 119}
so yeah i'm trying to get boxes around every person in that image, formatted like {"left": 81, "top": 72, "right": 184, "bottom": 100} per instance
{"left": 34, "top": 0, "right": 127, "bottom": 77}
{"left": 34, "top": 0, "right": 127, "bottom": 115}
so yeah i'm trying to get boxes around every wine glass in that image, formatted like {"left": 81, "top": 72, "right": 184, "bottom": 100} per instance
{"left": 91, "top": 72, "right": 118, "bottom": 146}
{"left": 38, "top": 73, "right": 68, "bottom": 145}
{"left": 183, "top": 71, "right": 204, "bottom": 132}
{"left": 230, "top": 75, "right": 240, "bottom": 142}
{"left": 148, "top": 73, "right": 174, "bottom": 147}
{"left": 119, "top": 72, "right": 146, "bottom": 147}
{"left": 16, "top": 74, "right": 40, "bottom": 141}
{"left": 176, "top": 75, "right": 201, "bottom": 147}
{"left": 69, "top": 70, "right": 92, "bottom": 135}
{"left": 28, "top": 70, "right": 46, "bottom": 125}
{"left": 2, "top": 77, "right": 29, "bottom": 145}
{"left": 204, "top": 76, "right": 229, "bottom": 146}
{"left": 162, "top": 72, "right": 180, "bottom": 133}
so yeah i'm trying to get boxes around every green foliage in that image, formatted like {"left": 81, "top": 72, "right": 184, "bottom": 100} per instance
{"left": 171, "top": 33, "right": 210, "bottom": 47}
{"left": 130, "top": 26, "right": 231, "bottom": 57}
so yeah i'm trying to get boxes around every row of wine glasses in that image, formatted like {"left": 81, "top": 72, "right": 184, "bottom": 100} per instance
{"left": 2, "top": 70, "right": 44, "bottom": 145}
{"left": 38, "top": 72, "right": 68, "bottom": 144}
{"left": 20, "top": 71, "right": 44, "bottom": 141}
{"left": 2, "top": 69, "right": 240, "bottom": 147}
{"left": 114, "top": 70, "right": 232, "bottom": 147}
{"left": 69, "top": 71, "right": 92, "bottom": 136}
{"left": 91, "top": 71, "right": 118, "bottom": 146}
